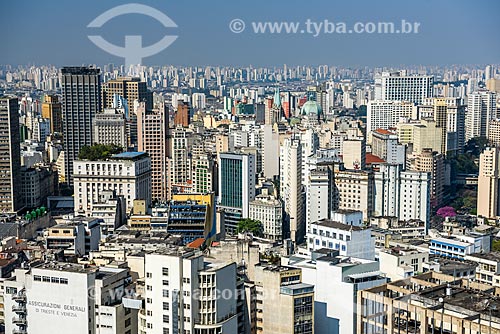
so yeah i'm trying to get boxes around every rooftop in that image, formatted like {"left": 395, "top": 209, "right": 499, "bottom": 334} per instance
{"left": 111, "top": 151, "right": 149, "bottom": 161}
{"left": 34, "top": 262, "right": 96, "bottom": 274}
{"left": 467, "top": 252, "right": 500, "bottom": 262}
{"left": 313, "top": 219, "right": 364, "bottom": 231}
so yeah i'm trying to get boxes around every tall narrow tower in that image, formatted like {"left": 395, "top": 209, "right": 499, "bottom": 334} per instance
{"left": 61, "top": 67, "right": 101, "bottom": 185}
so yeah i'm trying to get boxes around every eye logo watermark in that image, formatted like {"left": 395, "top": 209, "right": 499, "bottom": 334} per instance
{"left": 87, "top": 3, "right": 178, "bottom": 68}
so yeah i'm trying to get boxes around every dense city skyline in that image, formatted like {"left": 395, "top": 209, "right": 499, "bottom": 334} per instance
{"left": 2, "top": 1, "right": 500, "bottom": 334}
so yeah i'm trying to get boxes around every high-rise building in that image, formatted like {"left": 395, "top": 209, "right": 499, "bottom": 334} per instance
{"left": 4, "top": 263, "right": 138, "bottom": 334}
{"left": 169, "top": 126, "right": 191, "bottom": 195}
{"left": 477, "top": 147, "right": 500, "bottom": 219}
{"left": 367, "top": 100, "right": 416, "bottom": 135}
{"left": 466, "top": 90, "right": 497, "bottom": 141}
{"left": 488, "top": 119, "right": 500, "bottom": 147}
{"left": 141, "top": 249, "right": 239, "bottom": 334}
{"left": 73, "top": 152, "right": 151, "bottom": 216}
{"left": 218, "top": 152, "right": 256, "bottom": 234}
{"left": 374, "top": 164, "right": 431, "bottom": 226}
{"left": 280, "top": 137, "right": 305, "bottom": 243}
{"left": 249, "top": 190, "right": 283, "bottom": 241}
{"left": 370, "top": 129, "right": 405, "bottom": 165}
{"left": 191, "top": 153, "right": 216, "bottom": 194}
{"left": 101, "top": 76, "right": 151, "bottom": 110}
{"left": 374, "top": 71, "right": 433, "bottom": 104}
{"left": 254, "top": 264, "right": 314, "bottom": 334}
{"left": 342, "top": 139, "right": 366, "bottom": 170}
{"left": 92, "top": 108, "right": 127, "bottom": 148}
{"left": 137, "top": 102, "right": 169, "bottom": 201}
{"left": 397, "top": 119, "right": 444, "bottom": 154}
{"left": 61, "top": 67, "right": 101, "bottom": 185}
{"left": 334, "top": 168, "right": 374, "bottom": 221}
{"left": 285, "top": 252, "right": 386, "bottom": 334}
{"left": 307, "top": 168, "right": 335, "bottom": 228}
{"left": 419, "top": 97, "right": 466, "bottom": 155}
{"left": 0, "top": 97, "right": 23, "bottom": 213}
{"left": 412, "top": 149, "right": 445, "bottom": 208}
{"left": 41, "top": 94, "right": 62, "bottom": 134}
{"left": 173, "top": 101, "right": 191, "bottom": 127}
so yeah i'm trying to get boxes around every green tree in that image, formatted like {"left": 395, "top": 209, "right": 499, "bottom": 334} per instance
{"left": 78, "top": 144, "right": 123, "bottom": 161}
{"left": 237, "top": 218, "right": 264, "bottom": 237}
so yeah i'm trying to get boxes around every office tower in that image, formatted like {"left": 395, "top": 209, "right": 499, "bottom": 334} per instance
{"left": 167, "top": 193, "right": 216, "bottom": 244}
{"left": 358, "top": 272, "right": 500, "bottom": 334}
{"left": 374, "top": 71, "right": 433, "bottom": 104}
{"left": 370, "top": 129, "right": 405, "bottom": 165}
{"left": 92, "top": 108, "right": 127, "bottom": 148}
{"left": 420, "top": 97, "right": 466, "bottom": 155}
{"left": 41, "top": 94, "right": 62, "bottom": 134}
{"left": 334, "top": 169, "right": 374, "bottom": 221}
{"left": 101, "top": 76, "right": 151, "bottom": 110}
{"left": 0, "top": 97, "right": 23, "bottom": 213}
{"left": 412, "top": 149, "right": 445, "bottom": 208}
{"left": 374, "top": 164, "right": 431, "bottom": 226}
{"left": 191, "top": 153, "right": 215, "bottom": 194}
{"left": 280, "top": 137, "right": 305, "bottom": 243}
{"left": 73, "top": 152, "right": 151, "bottom": 216}
{"left": 218, "top": 152, "right": 256, "bottom": 234}
{"left": 255, "top": 264, "right": 314, "bottom": 334}
{"left": 249, "top": 189, "right": 283, "bottom": 241}
{"left": 141, "top": 249, "right": 238, "bottom": 334}
{"left": 342, "top": 139, "right": 366, "bottom": 170}
{"left": 466, "top": 90, "right": 497, "bottom": 141}
{"left": 477, "top": 147, "right": 500, "bottom": 219}
{"left": 4, "top": 263, "right": 137, "bottom": 334}
{"left": 367, "top": 100, "right": 416, "bottom": 135}
{"left": 169, "top": 126, "right": 191, "bottom": 195}
{"left": 137, "top": 102, "right": 169, "bottom": 201}
{"left": 174, "top": 101, "right": 191, "bottom": 127}
{"left": 61, "top": 67, "right": 101, "bottom": 185}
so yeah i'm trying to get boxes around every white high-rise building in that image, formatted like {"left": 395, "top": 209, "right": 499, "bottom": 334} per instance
{"left": 374, "top": 164, "right": 431, "bottom": 226}
{"left": 280, "top": 137, "right": 305, "bottom": 243}
{"left": 93, "top": 108, "right": 127, "bottom": 148}
{"left": 140, "top": 249, "right": 238, "bottom": 334}
{"left": 249, "top": 191, "right": 283, "bottom": 241}
{"left": 4, "top": 263, "right": 138, "bottom": 334}
{"left": 191, "top": 92, "right": 206, "bottom": 110}
{"left": 307, "top": 168, "right": 335, "bottom": 229}
{"left": 374, "top": 71, "right": 433, "bottom": 104}
{"left": 466, "top": 90, "right": 497, "bottom": 141}
{"left": 367, "top": 100, "right": 416, "bottom": 135}
{"left": 73, "top": 152, "right": 151, "bottom": 216}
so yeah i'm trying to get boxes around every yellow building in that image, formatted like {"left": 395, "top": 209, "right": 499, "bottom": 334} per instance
{"left": 41, "top": 95, "right": 62, "bottom": 134}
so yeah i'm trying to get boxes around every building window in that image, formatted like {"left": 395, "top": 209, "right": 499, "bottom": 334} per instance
{"left": 163, "top": 302, "right": 169, "bottom": 310}
{"left": 162, "top": 268, "right": 169, "bottom": 276}
{"left": 163, "top": 289, "right": 169, "bottom": 298}
{"left": 163, "top": 315, "right": 169, "bottom": 323}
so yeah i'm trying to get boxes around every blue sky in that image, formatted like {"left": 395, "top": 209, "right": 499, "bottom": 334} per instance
{"left": 1, "top": 0, "right": 499, "bottom": 67}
